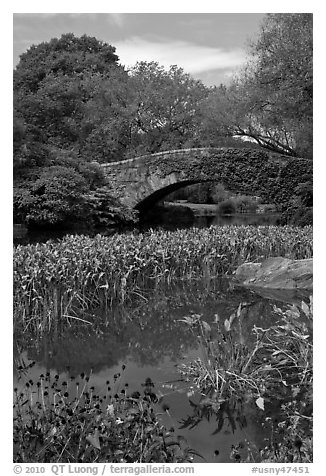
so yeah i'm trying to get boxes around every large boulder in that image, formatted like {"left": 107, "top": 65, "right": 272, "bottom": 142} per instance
{"left": 235, "top": 257, "right": 313, "bottom": 290}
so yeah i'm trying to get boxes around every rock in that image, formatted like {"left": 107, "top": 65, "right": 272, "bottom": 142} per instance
{"left": 234, "top": 262, "right": 261, "bottom": 282}
{"left": 243, "top": 287, "right": 311, "bottom": 306}
{"left": 235, "top": 257, "right": 313, "bottom": 290}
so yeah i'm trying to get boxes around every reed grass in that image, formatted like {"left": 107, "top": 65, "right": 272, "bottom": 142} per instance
{"left": 14, "top": 225, "right": 313, "bottom": 333}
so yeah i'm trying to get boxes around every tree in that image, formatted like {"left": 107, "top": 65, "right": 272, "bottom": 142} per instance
{"left": 128, "top": 62, "right": 209, "bottom": 154}
{"left": 14, "top": 33, "right": 119, "bottom": 93}
{"left": 13, "top": 107, "right": 28, "bottom": 167}
{"left": 13, "top": 33, "right": 123, "bottom": 166}
{"left": 203, "top": 14, "right": 312, "bottom": 158}
{"left": 79, "top": 68, "right": 137, "bottom": 162}
{"left": 13, "top": 33, "right": 145, "bottom": 228}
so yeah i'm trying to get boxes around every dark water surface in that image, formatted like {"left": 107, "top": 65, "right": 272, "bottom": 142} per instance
{"left": 13, "top": 211, "right": 280, "bottom": 246}
{"left": 14, "top": 279, "right": 309, "bottom": 462}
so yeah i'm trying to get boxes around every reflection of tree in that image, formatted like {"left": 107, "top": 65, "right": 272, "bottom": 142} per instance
{"left": 118, "top": 280, "right": 240, "bottom": 366}
{"left": 23, "top": 329, "right": 129, "bottom": 375}
{"left": 16, "top": 279, "right": 293, "bottom": 376}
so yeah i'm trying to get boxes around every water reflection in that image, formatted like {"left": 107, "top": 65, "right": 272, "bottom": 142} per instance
{"left": 14, "top": 211, "right": 281, "bottom": 246}
{"left": 140, "top": 205, "right": 281, "bottom": 231}
{"left": 207, "top": 212, "right": 281, "bottom": 227}
{"left": 14, "top": 278, "right": 308, "bottom": 462}
{"left": 15, "top": 279, "right": 291, "bottom": 374}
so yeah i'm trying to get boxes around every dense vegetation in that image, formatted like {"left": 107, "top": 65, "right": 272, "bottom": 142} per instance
{"left": 14, "top": 368, "right": 198, "bottom": 463}
{"left": 14, "top": 225, "right": 313, "bottom": 335}
{"left": 14, "top": 13, "right": 312, "bottom": 229}
{"left": 179, "top": 300, "right": 313, "bottom": 462}
{"left": 202, "top": 14, "right": 313, "bottom": 159}
{"left": 14, "top": 279, "right": 313, "bottom": 463}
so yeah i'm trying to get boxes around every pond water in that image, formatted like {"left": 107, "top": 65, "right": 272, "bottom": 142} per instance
{"left": 14, "top": 278, "right": 310, "bottom": 463}
{"left": 13, "top": 211, "right": 280, "bottom": 246}
{"left": 14, "top": 207, "right": 308, "bottom": 462}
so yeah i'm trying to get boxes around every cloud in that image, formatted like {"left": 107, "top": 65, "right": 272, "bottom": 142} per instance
{"left": 115, "top": 36, "right": 246, "bottom": 75}
{"left": 108, "top": 13, "right": 125, "bottom": 27}
{"left": 14, "top": 39, "right": 42, "bottom": 45}
{"left": 14, "top": 13, "right": 59, "bottom": 19}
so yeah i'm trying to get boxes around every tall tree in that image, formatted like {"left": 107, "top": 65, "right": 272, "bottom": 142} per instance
{"left": 13, "top": 33, "right": 122, "bottom": 167}
{"left": 202, "top": 14, "right": 313, "bottom": 158}
{"left": 13, "top": 33, "right": 128, "bottom": 227}
{"left": 14, "top": 33, "right": 119, "bottom": 93}
{"left": 128, "top": 62, "right": 209, "bottom": 154}
{"left": 79, "top": 68, "right": 137, "bottom": 162}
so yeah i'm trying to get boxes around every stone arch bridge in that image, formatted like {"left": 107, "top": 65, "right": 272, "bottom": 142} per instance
{"left": 101, "top": 148, "right": 312, "bottom": 212}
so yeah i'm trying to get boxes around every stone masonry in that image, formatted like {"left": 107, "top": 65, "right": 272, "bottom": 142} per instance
{"left": 101, "top": 147, "right": 312, "bottom": 211}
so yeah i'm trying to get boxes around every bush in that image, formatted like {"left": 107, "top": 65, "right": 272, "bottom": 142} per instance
{"left": 87, "top": 187, "right": 138, "bottom": 228}
{"left": 13, "top": 158, "right": 137, "bottom": 229}
{"left": 290, "top": 207, "right": 313, "bottom": 227}
{"left": 211, "top": 183, "right": 230, "bottom": 204}
{"left": 14, "top": 166, "right": 91, "bottom": 228}
{"left": 280, "top": 206, "right": 313, "bottom": 227}
{"left": 234, "top": 195, "right": 259, "bottom": 213}
{"left": 218, "top": 198, "right": 237, "bottom": 215}
{"left": 279, "top": 179, "right": 313, "bottom": 226}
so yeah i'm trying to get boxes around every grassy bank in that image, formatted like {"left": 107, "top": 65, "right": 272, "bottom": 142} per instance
{"left": 14, "top": 225, "right": 313, "bottom": 334}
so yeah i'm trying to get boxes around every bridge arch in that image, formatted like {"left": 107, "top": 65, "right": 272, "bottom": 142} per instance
{"left": 134, "top": 179, "right": 209, "bottom": 213}
{"left": 101, "top": 148, "right": 312, "bottom": 212}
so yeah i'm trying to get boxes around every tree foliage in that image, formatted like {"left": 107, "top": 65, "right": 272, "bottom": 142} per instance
{"left": 202, "top": 14, "right": 312, "bottom": 158}
{"left": 14, "top": 166, "right": 90, "bottom": 227}
{"left": 79, "top": 68, "right": 137, "bottom": 162}
{"left": 13, "top": 34, "right": 132, "bottom": 227}
{"left": 14, "top": 33, "right": 119, "bottom": 93}
{"left": 13, "top": 25, "right": 312, "bottom": 229}
{"left": 14, "top": 33, "right": 123, "bottom": 166}
{"left": 128, "top": 62, "right": 209, "bottom": 153}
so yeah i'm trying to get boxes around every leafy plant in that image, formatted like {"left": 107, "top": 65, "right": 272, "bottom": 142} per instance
{"left": 14, "top": 368, "right": 197, "bottom": 463}
{"left": 14, "top": 166, "right": 90, "bottom": 227}
{"left": 13, "top": 225, "right": 313, "bottom": 335}
{"left": 178, "top": 298, "right": 313, "bottom": 462}
{"left": 179, "top": 299, "right": 312, "bottom": 402}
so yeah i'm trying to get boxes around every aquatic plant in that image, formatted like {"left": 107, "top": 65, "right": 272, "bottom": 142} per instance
{"left": 179, "top": 298, "right": 312, "bottom": 403}
{"left": 14, "top": 225, "right": 312, "bottom": 334}
{"left": 258, "top": 395, "right": 313, "bottom": 463}
{"left": 13, "top": 367, "right": 197, "bottom": 463}
{"left": 178, "top": 298, "right": 313, "bottom": 462}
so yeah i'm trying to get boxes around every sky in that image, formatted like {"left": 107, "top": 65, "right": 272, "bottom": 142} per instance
{"left": 13, "top": 13, "right": 266, "bottom": 86}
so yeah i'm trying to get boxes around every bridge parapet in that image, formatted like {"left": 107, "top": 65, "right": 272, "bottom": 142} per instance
{"left": 101, "top": 148, "right": 216, "bottom": 171}
{"left": 100, "top": 147, "right": 312, "bottom": 211}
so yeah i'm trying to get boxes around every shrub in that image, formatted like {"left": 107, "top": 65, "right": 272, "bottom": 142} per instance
{"left": 13, "top": 160, "right": 136, "bottom": 229}
{"left": 234, "top": 195, "right": 259, "bottom": 213}
{"left": 218, "top": 198, "right": 237, "bottom": 215}
{"left": 280, "top": 206, "right": 313, "bottom": 227}
{"left": 13, "top": 166, "right": 90, "bottom": 227}
{"left": 87, "top": 187, "right": 138, "bottom": 228}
